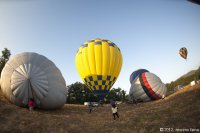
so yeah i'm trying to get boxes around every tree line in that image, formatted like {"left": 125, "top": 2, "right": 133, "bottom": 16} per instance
{"left": 66, "top": 82, "right": 128, "bottom": 104}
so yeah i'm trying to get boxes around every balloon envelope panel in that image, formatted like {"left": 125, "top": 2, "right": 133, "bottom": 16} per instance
{"left": 0, "top": 52, "right": 67, "bottom": 109}
{"left": 129, "top": 69, "right": 149, "bottom": 84}
{"left": 75, "top": 38, "right": 123, "bottom": 99}
{"left": 129, "top": 72, "right": 167, "bottom": 102}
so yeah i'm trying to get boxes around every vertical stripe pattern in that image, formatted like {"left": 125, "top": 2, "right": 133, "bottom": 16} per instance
{"left": 75, "top": 38, "right": 123, "bottom": 98}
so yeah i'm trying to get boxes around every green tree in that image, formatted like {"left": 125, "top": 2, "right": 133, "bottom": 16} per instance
{"left": 66, "top": 82, "right": 97, "bottom": 104}
{"left": 122, "top": 90, "right": 126, "bottom": 102}
{"left": 67, "top": 83, "right": 129, "bottom": 104}
{"left": 105, "top": 87, "right": 127, "bottom": 103}
{"left": 0, "top": 48, "right": 11, "bottom": 77}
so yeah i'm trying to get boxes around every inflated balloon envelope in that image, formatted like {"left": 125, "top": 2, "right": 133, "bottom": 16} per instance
{"left": 129, "top": 71, "right": 167, "bottom": 102}
{"left": 129, "top": 69, "right": 149, "bottom": 84}
{"left": 179, "top": 47, "right": 188, "bottom": 60}
{"left": 75, "top": 38, "right": 123, "bottom": 100}
{"left": 0, "top": 52, "right": 67, "bottom": 109}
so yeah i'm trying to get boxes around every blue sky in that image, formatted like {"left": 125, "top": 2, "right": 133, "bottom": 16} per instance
{"left": 0, "top": 0, "right": 200, "bottom": 93}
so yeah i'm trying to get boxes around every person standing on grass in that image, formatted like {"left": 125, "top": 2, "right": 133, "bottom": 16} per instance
{"left": 28, "top": 98, "right": 35, "bottom": 112}
{"left": 88, "top": 102, "right": 92, "bottom": 113}
{"left": 111, "top": 104, "right": 119, "bottom": 120}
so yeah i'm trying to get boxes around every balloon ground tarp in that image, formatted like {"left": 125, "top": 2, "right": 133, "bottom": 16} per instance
{"left": 0, "top": 52, "right": 67, "bottom": 109}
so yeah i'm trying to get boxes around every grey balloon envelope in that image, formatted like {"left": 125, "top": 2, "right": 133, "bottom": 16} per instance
{"left": 129, "top": 72, "right": 167, "bottom": 102}
{"left": 0, "top": 52, "right": 67, "bottom": 109}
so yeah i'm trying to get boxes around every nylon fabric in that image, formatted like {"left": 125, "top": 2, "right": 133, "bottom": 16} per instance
{"left": 75, "top": 38, "right": 122, "bottom": 99}
{"left": 129, "top": 72, "right": 167, "bottom": 102}
{"left": 1, "top": 52, "right": 67, "bottom": 109}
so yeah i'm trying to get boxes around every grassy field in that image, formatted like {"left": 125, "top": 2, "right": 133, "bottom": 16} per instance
{"left": 0, "top": 84, "right": 200, "bottom": 133}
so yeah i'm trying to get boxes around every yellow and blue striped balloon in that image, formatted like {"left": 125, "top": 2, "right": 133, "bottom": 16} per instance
{"left": 75, "top": 38, "right": 123, "bottom": 100}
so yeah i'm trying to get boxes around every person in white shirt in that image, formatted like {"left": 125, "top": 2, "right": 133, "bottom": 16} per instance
{"left": 111, "top": 104, "right": 119, "bottom": 120}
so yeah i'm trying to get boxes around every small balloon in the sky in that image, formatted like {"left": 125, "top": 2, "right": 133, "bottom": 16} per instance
{"left": 179, "top": 47, "right": 188, "bottom": 60}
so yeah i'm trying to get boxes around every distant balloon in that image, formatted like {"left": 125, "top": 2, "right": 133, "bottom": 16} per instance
{"left": 130, "top": 69, "right": 149, "bottom": 84}
{"left": 0, "top": 52, "right": 67, "bottom": 109}
{"left": 75, "top": 38, "right": 123, "bottom": 100}
{"left": 179, "top": 47, "right": 188, "bottom": 60}
{"left": 129, "top": 72, "right": 167, "bottom": 102}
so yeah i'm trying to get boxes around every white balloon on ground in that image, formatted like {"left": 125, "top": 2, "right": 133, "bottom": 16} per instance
{"left": 129, "top": 72, "right": 167, "bottom": 102}
{"left": 0, "top": 52, "right": 67, "bottom": 109}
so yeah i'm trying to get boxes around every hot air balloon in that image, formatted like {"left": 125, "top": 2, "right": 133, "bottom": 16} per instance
{"left": 75, "top": 38, "right": 123, "bottom": 100}
{"left": 0, "top": 52, "right": 67, "bottom": 109}
{"left": 130, "top": 69, "right": 149, "bottom": 84}
{"left": 179, "top": 47, "right": 188, "bottom": 60}
{"left": 129, "top": 71, "right": 167, "bottom": 102}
